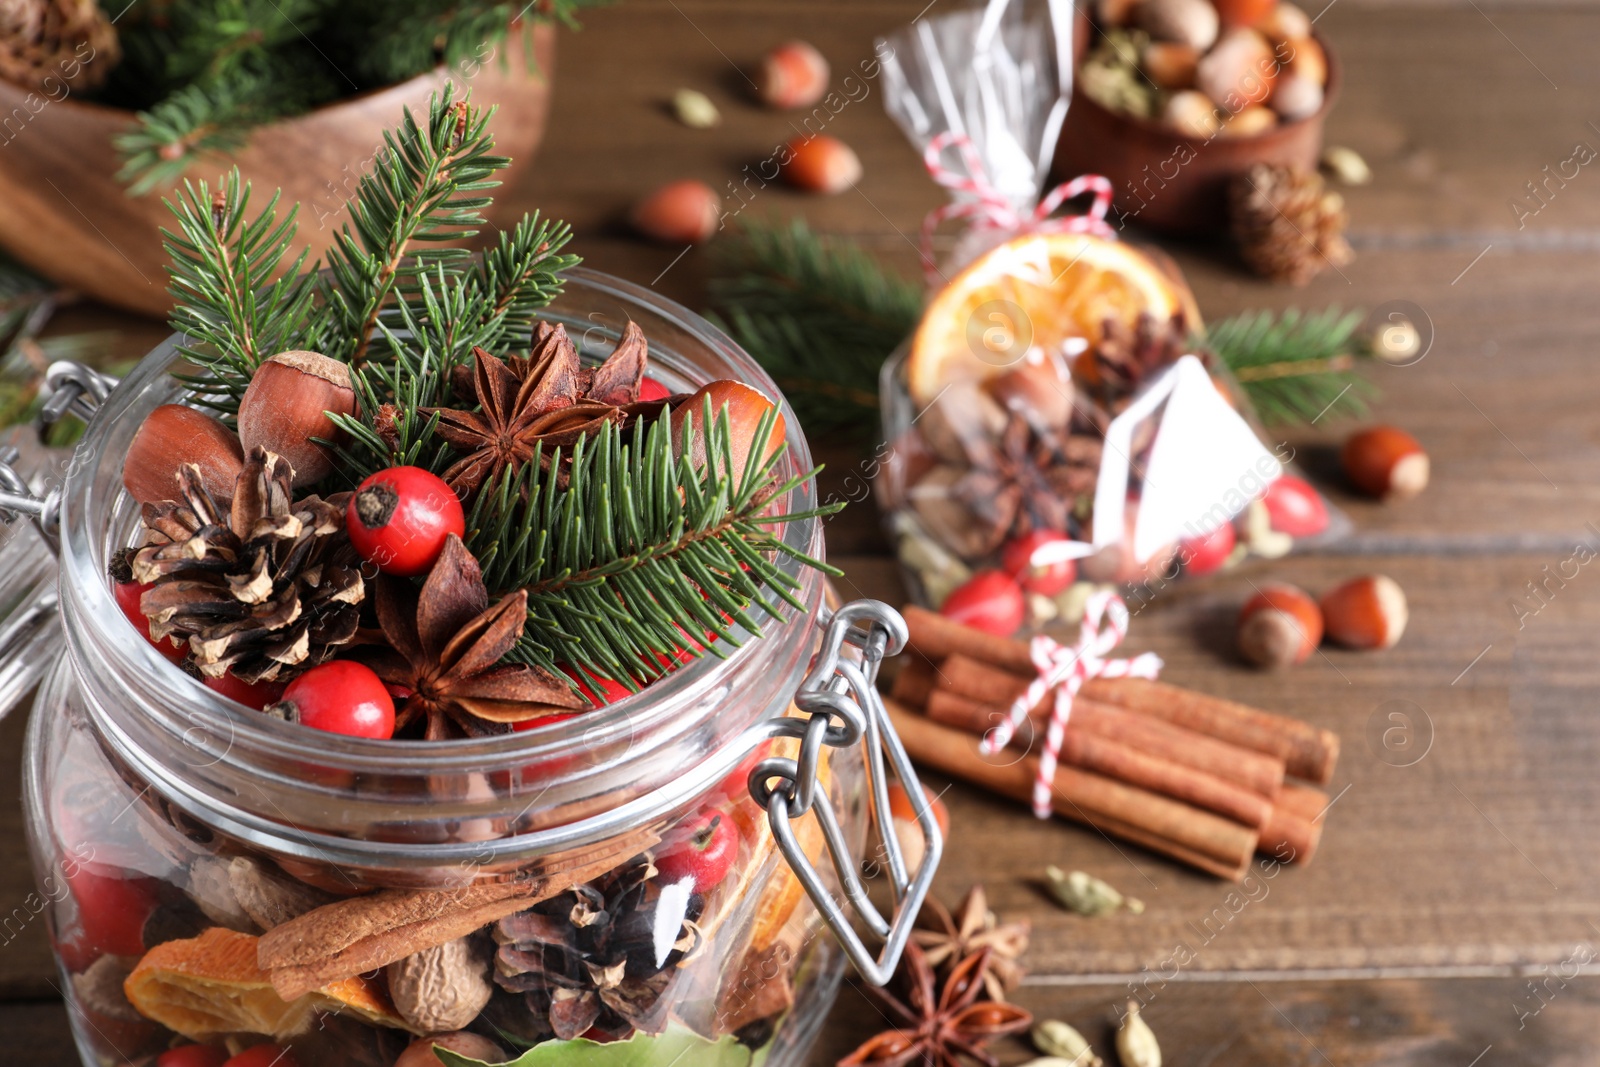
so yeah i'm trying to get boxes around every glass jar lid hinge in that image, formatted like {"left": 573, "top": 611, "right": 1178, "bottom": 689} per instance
{"left": 0, "top": 360, "right": 115, "bottom": 542}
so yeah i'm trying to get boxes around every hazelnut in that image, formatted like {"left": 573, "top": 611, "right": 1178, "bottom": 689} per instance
{"left": 987, "top": 357, "right": 1074, "bottom": 432}
{"left": 395, "top": 1032, "right": 507, "bottom": 1067}
{"left": 124, "top": 404, "right": 244, "bottom": 506}
{"left": 630, "top": 179, "right": 721, "bottom": 244}
{"left": 1097, "top": 0, "right": 1141, "bottom": 27}
{"left": 1136, "top": 0, "right": 1220, "bottom": 50}
{"left": 1197, "top": 28, "right": 1276, "bottom": 110}
{"left": 237, "top": 351, "right": 356, "bottom": 488}
{"left": 1164, "top": 90, "right": 1223, "bottom": 138}
{"left": 1282, "top": 35, "right": 1327, "bottom": 86}
{"left": 755, "top": 40, "right": 829, "bottom": 110}
{"left": 1342, "top": 426, "right": 1428, "bottom": 501}
{"left": 1212, "top": 0, "right": 1277, "bottom": 29}
{"left": 671, "top": 379, "right": 787, "bottom": 476}
{"left": 1218, "top": 104, "right": 1278, "bottom": 137}
{"left": 1259, "top": 2, "right": 1312, "bottom": 42}
{"left": 1270, "top": 73, "right": 1324, "bottom": 121}
{"left": 1238, "top": 583, "right": 1323, "bottom": 668}
{"left": 886, "top": 781, "right": 950, "bottom": 873}
{"left": 1321, "top": 574, "right": 1408, "bottom": 649}
{"left": 1143, "top": 42, "right": 1201, "bottom": 90}
{"left": 781, "top": 134, "right": 863, "bottom": 194}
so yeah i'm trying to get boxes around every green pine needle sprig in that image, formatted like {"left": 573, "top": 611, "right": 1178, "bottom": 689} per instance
{"left": 706, "top": 219, "right": 921, "bottom": 437}
{"left": 1204, "top": 307, "right": 1376, "bottom": 426}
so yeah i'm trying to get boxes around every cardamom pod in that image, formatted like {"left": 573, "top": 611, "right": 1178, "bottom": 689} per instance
{"left": 671, "top": 88, "right": 721, "bottom": 129}
{"left": 1024, "top": 1059, "right": 1091, "bottom": 1067}
{"left": 1032, "top": 1018, "right": 1103, "bottom": 1066}
{"left": 1320, "top": 145, "right": 1372, "bottom": 186}
{"left": 1046, "top": 866, "right": 1123, "bottom": 917}
{"left": 1116, "top": 1000, "right": 1161, "bottom": 1067}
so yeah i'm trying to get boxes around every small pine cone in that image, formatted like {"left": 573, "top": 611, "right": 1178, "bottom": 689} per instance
{"left": 1230, "top": 163, "right": 1354, "bottom": 286}
{"left": 0, "top": 0, "right": 119, "bottom": 92}
{"left": 131, "top": 448, "right": 365, "bottom": 684}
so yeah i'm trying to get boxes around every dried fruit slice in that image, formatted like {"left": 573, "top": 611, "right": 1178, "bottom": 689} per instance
{"left": 907, "top": 232, "right": 1200, "bottom": 405}
{"left": 124, "top": 927, "right": 415, "bottom": 1040}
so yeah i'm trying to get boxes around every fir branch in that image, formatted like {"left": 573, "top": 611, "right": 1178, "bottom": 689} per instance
{"left": 472, "top": 211, "right": 580, "bottom": 349}
{"left": 473, "top": 402, "right": 841, "bottom": 685}
{"left": 315, "top": 87, "right": 508, "bottom": 368}
{"left": 706, "top": 219, "right": 921, "bottom": 437}
{"left": 161, "top": 171, "right": 318, "bottom": 418}
{"left": 1205, "top": 306, "right": 1376, "bottom": 426}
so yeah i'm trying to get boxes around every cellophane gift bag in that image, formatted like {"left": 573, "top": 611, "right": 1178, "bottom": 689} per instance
{"left": 873, "top": 0, "right": 1342, "bottom": 633}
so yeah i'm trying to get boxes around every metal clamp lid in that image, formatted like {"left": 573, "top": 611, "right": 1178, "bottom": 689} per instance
{"left": 751, "top": 599, "right": 941, "bottom": 987}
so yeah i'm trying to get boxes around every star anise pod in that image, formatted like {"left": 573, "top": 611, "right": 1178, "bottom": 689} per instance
{"left": 913, "top": 885, "right": 1030, "bottom": 1002}
{"left": 356, "top": 534, "right": 583, "bottom": 740}
{"left": 838, "top": 943, "right": 1031, "bottom": 1067}
{"left": 427, "top": 321, "right": 658, "bottom": 497}
{"left": 951, "top": 413, "right": 1102, "bottom": 550}
{"left": 1085, "top": 310, "right": 1194, "bottom": 406}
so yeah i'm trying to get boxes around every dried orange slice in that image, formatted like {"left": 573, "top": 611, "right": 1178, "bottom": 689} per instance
{"left": 124, "top": 927, "right": 415, "bottom": 1040}
{"left": 907, "top": 232, "right": 1200, "bottom": 405}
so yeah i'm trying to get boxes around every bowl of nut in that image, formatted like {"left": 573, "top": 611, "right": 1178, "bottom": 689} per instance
{"left": 1053, "top": 0, "right": 1339, "bottom": 234}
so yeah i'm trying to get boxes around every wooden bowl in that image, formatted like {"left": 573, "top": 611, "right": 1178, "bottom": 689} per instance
{"left": 1052, "top": 30, "right": 1340, "bottom": 235}
{"left": 0, "top": 24, "right": 555, "bottom": 317}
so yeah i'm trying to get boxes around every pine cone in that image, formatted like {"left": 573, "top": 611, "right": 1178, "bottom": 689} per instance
{"left": 1230, "top": 163, "right": 1354, "bottom": 286}
{"left": 492, "top": 856, "right": 702, "bottom": 1043}
{"left": 0, "top": 0, "right": 119, "bottom": 92}
{"left": 130, "top": 448, "right": 365, "bottom": 684}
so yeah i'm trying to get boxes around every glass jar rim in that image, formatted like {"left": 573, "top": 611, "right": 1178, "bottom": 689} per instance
{"left": 52, "top": 268, "right": 826, "bottom": 869}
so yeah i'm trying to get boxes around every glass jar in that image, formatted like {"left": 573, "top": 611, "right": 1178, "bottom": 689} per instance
{"left": 13, "top": 270, "right": 936, "bottom": 1067}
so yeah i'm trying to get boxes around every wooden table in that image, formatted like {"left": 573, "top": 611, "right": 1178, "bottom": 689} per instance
{"left": 7, "top": 1, "right": 1600, "bottom": 1063}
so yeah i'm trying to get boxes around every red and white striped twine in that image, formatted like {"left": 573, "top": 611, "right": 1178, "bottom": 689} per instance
{"left": 978, "top": 589, "right": 1163, "bottom": 818}
{"left": 919, "top": 130, "right": 1117, "bottom": 281}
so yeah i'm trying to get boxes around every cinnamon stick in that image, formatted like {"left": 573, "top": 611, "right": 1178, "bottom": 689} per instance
{"left": 904, "top": 606, "right": 1035, "bottom": 674}
{"left": 929, "top": 655, "right": 1286, "bottom": 798}
{"left": 1082, "top": 677, "right": 1340, "bottom": 784}
{"left": 921, "top": 690, "right": 1272, "bottom": 830}
{"left": 886, "top": 699, "right": 1257, "bottom": 879}
{"left": 889, "top": 655, "right": 937, "bottom": 708}
{"left": 1259, "top": 783, "right": 1329, "bottom": 865}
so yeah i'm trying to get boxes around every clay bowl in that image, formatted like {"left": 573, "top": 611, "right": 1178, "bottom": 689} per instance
{"left": 1053, "top": 29, "right": 1340, "bottom": 235}
{"left": 0, "top": 24, "right": 554, "bottom": 317}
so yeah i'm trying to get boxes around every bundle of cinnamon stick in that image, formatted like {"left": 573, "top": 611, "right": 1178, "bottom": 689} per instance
{"left": 887, "top": 606, "right": 1341, "bottom": 881}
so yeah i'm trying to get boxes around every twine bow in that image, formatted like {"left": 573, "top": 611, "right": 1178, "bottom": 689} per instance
{"left": 979, "top": 589, "right": 1163, "bottom": 818}
{"left": 919, "top": 130, "right": 1117, "bottom": 281}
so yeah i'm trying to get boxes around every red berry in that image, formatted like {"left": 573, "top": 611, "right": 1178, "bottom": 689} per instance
{"left": 203, "top": 672, "right": 284, "bottom": 710}
{"left": 1180, "top": 522, "right": 1237, "bottom": 576}
{"left": 267, "top": 662, "right": 395, "bottom": 740}
{"left": 1261, "top": 475, "right": 1329, "bottom": 537}
{"left": 61, "top": 865, "right": 155, "bottom": 965}
{"left": 1000, "top": 530, "right": 1078, "bottom": 595}
{"left": 112, "top": 577, "right": 187, "bottom": 662}
{"left": 510, "top": 710, "right": 580, "bottom": 734}
{"left": 223, "top": 1046, "right": 299, "bottom": 1067}
{"left": 158, "top": 1048, "right": 230, "bottom": 1067}
{"left": 639, "top": 376, "right": 672, "bottom": 402}
{"left": 939, "top": 570, "right": 1025, "bottom": 636}
{"left": 655, "top": 809, "right": 739, "bottom": 891}
{"left": 346, "top": 467, "right": 465, "bottom": 577}
{"left": 558, "top": 665, "right": 633, "bottom": 708}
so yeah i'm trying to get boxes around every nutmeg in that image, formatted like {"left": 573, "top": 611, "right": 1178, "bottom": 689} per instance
{"left": 1197, "top": 28, "right": 1275, "bottom": 110}
{"left": 386, "top": 936, "right": 494, "bottom": 1033}
{"left": 395, "top": 1031, "right": 506, "bottom": 1067}
{"left": 1143, "top": 41, "right": 1201, "bottom": 90}
{"left": 987, "top": 357, "right": 1074, "bottom": 432}
{"left": 671, "top": 379, "right": 787, "bottom": 476}
{"left": 1321, "top": 574, "right": 1407, "bottom": 649}
{"left": 1164, "top": 90, "right": 1223, "bottom": 138}
{"left": 1238, "top": 582, "right": 1323, "bottom": 668}
{"left": 237, "top": 350, "right": 356, "bottom": 488}
{"left": 1342, "top": 426, "right": 1428, "bottom": 500}
{"left": 908, "top": 464, "right": 996, "bottom": 560}
{"left": 124, "top": 404, "right": 244, "bottom": 506}
{"left": 1136, "top": 0, "right": 1220, "bottom": 50}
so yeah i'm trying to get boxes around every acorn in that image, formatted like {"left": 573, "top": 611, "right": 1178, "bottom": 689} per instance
{"left": 1237, "top": 582, "right": 1323, "bottom": 668}
{"left": 781, "top": 135, "right": 862, "bottom": 194}
{"left": 124, "top": 404, "right": 244, "bottom": 506}
{"left": 1321, "top": 574, "right": 1408, "bottom": 650}
{"left": 237, "top": 350, "right": 357, "bottom": 488}
{"left": 1342, "top": 426, "right": 1429, "bottom": 501}
{"left": 755, "top": 40, "right": 830, "bottom": 110}
{"left": 671, "top": 380, "right": 787, "bottom": 477}
{"left": 630, "top": 179, "right": 721, "bottom": 245}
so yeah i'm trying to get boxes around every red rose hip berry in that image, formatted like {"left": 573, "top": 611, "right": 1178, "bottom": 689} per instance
{"left": 157, "top": 1048, "right": 230, "bottom": 1067}
{"left": 939, "top": 570, "right": 1025, "bottom": 636}
{"left": 1260, "top": 475, "right": 1329, "bottom": 537}
{"left": 655, "top": 809, "right": 739, "bottom": 891}
{"left": 1001, "top": 530, "right": 1078, "bottom": 595}
{"left": 222, "top": 1046, "right": 300, "bottom": 1067}
{"left": 347, "top": 467, "right": 464, "bottom": 577}
{"left": 266, "top": 661, "right": 396, "bottom": 740}
{"left": 1180, "top": 522, "right": 1237, "bottom": 576}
